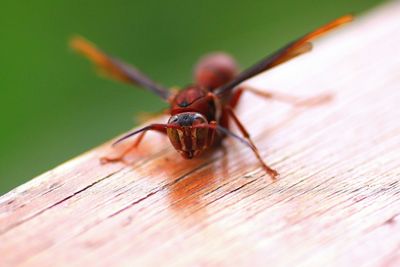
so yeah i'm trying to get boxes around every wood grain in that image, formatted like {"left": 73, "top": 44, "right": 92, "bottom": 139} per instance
{"left": 1, "top": 2, "right": 400, "bottom": 267}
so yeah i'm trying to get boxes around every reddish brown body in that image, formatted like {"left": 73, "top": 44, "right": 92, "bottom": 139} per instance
{"left": 167, "top": 53, "right": 238, "bottom": 158}
{"left": 71, "top": 15, "right": 353, "bottom": 179}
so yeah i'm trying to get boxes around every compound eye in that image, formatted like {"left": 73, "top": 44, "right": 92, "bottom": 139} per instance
{"left": 193, "top": 113, "right": 207, "bottom": 125}
{"left": 168, "top": 115, "right": 179, "bottom": 124}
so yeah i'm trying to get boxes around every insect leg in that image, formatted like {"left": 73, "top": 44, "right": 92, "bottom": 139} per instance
{"left": 101, "top": 124, "right": 167, "bottom": 164}
{"left": 239, "top": 85, "right": 332, "bottom": 107}
{"left": 228, "top": 87, "right": 245, "bottom": 108}
{"left": 224, "top": 106, "right": 278, "bottom": 178}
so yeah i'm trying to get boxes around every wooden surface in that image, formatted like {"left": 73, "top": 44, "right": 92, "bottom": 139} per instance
{"left": 1, "top": 3, "right": 400, "bottom": 267}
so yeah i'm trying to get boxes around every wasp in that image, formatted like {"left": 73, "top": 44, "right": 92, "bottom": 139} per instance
{"left": 71, "top": 15, "right": 352, "bottom": 179}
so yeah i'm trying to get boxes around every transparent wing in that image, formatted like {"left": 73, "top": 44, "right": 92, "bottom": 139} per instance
{"left": 71, "top": 36, "right": 171, "bottom": 100}
{"left": 215, "top": 15, "right": 353, "bottom": 95}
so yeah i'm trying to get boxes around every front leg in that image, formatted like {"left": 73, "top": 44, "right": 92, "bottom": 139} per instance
{"left": 224, "top": 106, "right": 279, "bottom": 179}
{"left": 101, "top": 124, "right": 167, "bottom": 164}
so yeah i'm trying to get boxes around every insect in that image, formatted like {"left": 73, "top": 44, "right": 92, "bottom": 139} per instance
{"left": 71, "top": 15, "right": 352, "bottom": 179}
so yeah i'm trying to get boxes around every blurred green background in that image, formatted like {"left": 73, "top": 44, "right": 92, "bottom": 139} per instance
{"left": 0, "top": 0, "right": 385, "bottom": 194}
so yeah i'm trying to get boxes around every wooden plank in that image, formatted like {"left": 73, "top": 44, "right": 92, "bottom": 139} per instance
{"left": 1, "top": 2, "right": 400, "bottom": 267}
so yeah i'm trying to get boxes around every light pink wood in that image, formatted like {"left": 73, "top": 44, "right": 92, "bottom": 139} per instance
{"left": 1, "top": 2, "right": 399, "bottom": 267}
